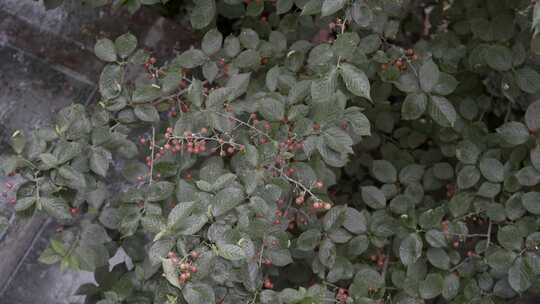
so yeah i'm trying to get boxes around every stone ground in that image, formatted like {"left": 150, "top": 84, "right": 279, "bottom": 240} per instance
{"left": 0, "top": 0, "right": 194, "bottom": 303}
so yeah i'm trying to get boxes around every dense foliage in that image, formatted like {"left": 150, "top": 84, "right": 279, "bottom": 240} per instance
{"left": 5, "top": 0, "right": 540, "bottom": 303}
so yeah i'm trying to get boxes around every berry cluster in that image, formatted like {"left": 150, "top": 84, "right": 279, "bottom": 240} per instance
{"left": 167, "top": 251, "right": 200, "bottom": 284}
{"left": 1, "top": 181, "right": 16, "bottom": 205}
{"left": 369, "top": 251, "right": 387, "bottom": 269}
{"left": 381, "top": 48, "right": 419, "bottom": 72}
{"left": 263, "top": 277, "right": 274, "bottom": 289}
{"left": 336, "top": 288, "right": 348, "bottom": 303}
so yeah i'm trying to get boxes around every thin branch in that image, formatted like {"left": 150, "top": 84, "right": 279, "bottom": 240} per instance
{"left": 208, "top": 110, "right": 273, "bottom": 141}
{"left": 149, "top": 126, "right": 156, "bottom": 185}
{"left": 270, "top": 165, "right": 321, "bottom": 203}
{"left": 485, "top": 220, "right": 492, "bottom": 251}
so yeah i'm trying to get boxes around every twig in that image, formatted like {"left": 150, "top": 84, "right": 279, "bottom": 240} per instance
{"left": 270, "top": 165, "right": 321, "bottom": 202}
{"left": 149, "top": 126, "right": 155, "bottom": 185}
{"left": 485, "top": 220, "right": 492, "bottom": 251}
{"left": 208, "top": 111, "right": 273, "bottom": 141}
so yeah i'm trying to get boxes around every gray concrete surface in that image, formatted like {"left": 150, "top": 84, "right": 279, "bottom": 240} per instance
{"left": 0, "top": 0, "right": 195, "bottom": 303}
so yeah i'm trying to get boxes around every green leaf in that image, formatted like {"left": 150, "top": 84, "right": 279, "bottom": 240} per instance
{"left": 525, "top": 100, "right": 540, "bottom": 132}
{"left": 426, "top": 229, "right": 447, "bottom": 248}
{"left": 321, "top": 0, "right": 345, "bottom": 17}
{"left": 266, "top": 249, "right": 293, "bottom": 266}
{"left": 399, "top": 233, "right": 422, "bottom": 266}
{"left": 343, "top": 207, "right": 367, "bottom": 234}
{"left": 419, "top": 273, "right": 444, "bottom": 299}
{"left": 15, "top": 197, "right": 37, "bottom": 212}
{"left": 402, "top": 93, "right": 427, "bottom": 120}
{"left": 515, "top": 67, "right": 540, "bottom": 94}
{"left": 226, "top": 73, "right": 251, "bottom": 99}
{"left": 323, "top": 127, "right": 353, "bottom": 154}
{"left": 427, "top": 248, "right": 450, "bottom": 270}
{"left": 516, "top": 166, "right": 540, "bottom": 186}
{"left": 258, "top": 98, "right": 285, "bottom": 121}
{"left": 10, "top": 131, "right": 25, "bottom": 155}
{"left": 485, "top": 45, "right": 512, "bottom": 71}
{"left": 498, "top": 225, "right": 523, "bottom": 251}
{"left": 479, "top": 157, "right": 504, "bottom": 183}
{"left": 347, "top": 235, "right": 369, "bottom": 256}
{"left": 456, "top": 140, "right": 481, "bottom": 165}
{"left": 147, "top": 182, "right": 174, "bottom": 202}
{"left": 134, "top": 105, "right": 160, "bottom": 122}
{"left": 239, "top": 28, "right": 260, "bottom": 50}
{"left": 531, "top": 146, "right": 540, "bottom": 172}
{"left": 419, "top": 59, "right": 440, "bottom": 92}
{"left": 246, "top": 1, "right": 264, "bottom": 16}
{"left": 183, "top": 283, "right": 215, "bottom": 304}
{"left": 276, "top": 0, "right": 293, "bottom": 14}
{"left": 162, "top": 258, "right": 181, "bottom": 288}
{"left": 114, "top": 33, "right": 137, "bottom": 58}
{"left": 508, "top": 258, "right": 534, "bottom": 293}
{"left": 190, "top": 0, "right": 216, "bottom": 30}
{"left": 99, "top": 65, "right": 122, "bottom": 100}
{"left": 301, "top": 0, "right": 322, "bottom": 15}
{"left": 429, "top": 95, "right": 457, "bottom": 127}
{"left": 201, "top": 28, "right": 223, "bottom": 56}
{"left": 297, "top": 229, "right": 322, "bottom": 251}
{"left": 318, "top": 237, "right": 336, "bottom": 267}
{"left": 39, "top": 246, "right": 62, "bottom": 265}
{"left": 212, "top": 187, "right": 245, "bottom": 217}
{"left": 149, "top": 239, "right": 175, "bottom": 265}
{"left": 522, "top": 192, "right": 540, "bottom": 215}
{"left": 350, "top": 1, "right": 373, "bottom": 27}
{"left": 94, "top": 38, "right": 117, "bottom": 62}
{"left": 233, "top": 49, "right": 260, "bottom": 68}
{"left": 176, "top": 49, "right": 208, "bottom": 69}
{"left": 132, "top": 85, "right": 162, "bottom": 103}
{"left": 266, "top": 65, "right": 280, "bottom": 92}
{"left": 496, "top": 122, "right": 529, "bottom": 146}
{"left": 224, "top": 35, "right": 240, "bottom": 57}
{"left": 41, "top": 197, "right": 72, "bottom": 220}
{"left": 333, "top": 32, "right": 360, "bottom": 60}
{"left": 371, "top": 160, "right": 397, "bottom": 183}
{"left": 361, "top": 186, "right": 386, "bottom": 209}
{"left": 457, "top": 165, "right": 480, "bottom": 189}
{"left": 211, "top": 173, "right": 236, "bottom": 191}
{"left": 206, "top": 87, "right": 233, "bottom": 108}
{"left": 168, "top": 202, "right": 196, "bottom": 228}
{"left": 433, "top": 73, "right": 458, "bottom": 96}
{"left": 442, "top": 273, "right": 460, "bottom": 300}
{"left": 58, "top": 165, "right": 87, "bottom": 189}
{"left": 339, "top": 63, "right": 371, "bottom": 101}
{"left": 217, "top": 244, "right": 246, "bottom": 261}
{"left": 90, "top": 147, "right": 111, "bottom": 177}
{"left": 449, "top": 192, "right": 473, "bottom": 217}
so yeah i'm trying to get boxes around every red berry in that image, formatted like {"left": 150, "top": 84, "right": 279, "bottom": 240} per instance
{"left": 190, "top": 251, "right": 200, "bottom": 259}
{"left": 295, "top": 196, "right": 304, "bottom": 205}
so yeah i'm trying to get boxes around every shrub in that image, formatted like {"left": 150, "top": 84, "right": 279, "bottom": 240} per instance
{"left": 4, "top": 0, "right": 540, "bottom": 303}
